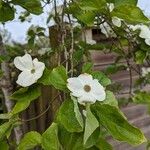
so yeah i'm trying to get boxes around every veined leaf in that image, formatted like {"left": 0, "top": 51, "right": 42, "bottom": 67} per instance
{"left": 84, "top": 104, "right": 99, "bottom": 146}
{"left": 17, "top": 131, "right": 42, "bottom": 150}
{"left": 91, "top": 104, "right": 146, "bottom": 145}
{"left": 56, "top": 99, "right": 83, "bottom": 132}
{"left": 42, "top": 123, "right": 60, "bottom": 150}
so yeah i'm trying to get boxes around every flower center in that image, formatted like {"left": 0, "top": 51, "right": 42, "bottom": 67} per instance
{"left": 31, "top": 69, "right": 35, "bottom": 74}
{"left": 84, "top": 85, "right": 91, "bottom": 92}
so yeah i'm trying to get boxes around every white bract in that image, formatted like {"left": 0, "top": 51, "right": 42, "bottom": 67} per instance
{"left": 129, "top": 24, "right": 150, "bottom": 46}
{"left": 100, "top": 22, "right": 116, "bottom": 38}
{"left": 112, "top": 17, "right": 122, "bottom": 27}
{"left": 14, "top": 54, "right": 45, "bottom": 87}
{"left": 107, "top": 3, "right": 114, "bottom": 12}
{"left": 107, "top": 3, "right": 122, "bottom": 27}
{"left": 142, "top": 67, "right": 150, "bottom": 77}
{"left": 67, "top": 74, "right": 106, "bottom": 104}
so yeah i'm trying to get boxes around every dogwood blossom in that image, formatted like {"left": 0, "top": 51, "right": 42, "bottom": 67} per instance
{"left": 112, "top": 17, "right": 122, "bottom": 27}
{"left": 107, "top": 3, "right": 122, "bottom": 27}
{"left": 67, "top": 74, "right": 106, "bottom": 104}
{"left": 14, "top": 54, "right": 45, "bottom": 87}
{"left": 100, "top": 22, "right": 116, "bottom": 38}
{"left": 129, "top": 24, "right": 150, "bottom": 46}
{"left": 107, "top": 3, "right": 114, "bottom": 12}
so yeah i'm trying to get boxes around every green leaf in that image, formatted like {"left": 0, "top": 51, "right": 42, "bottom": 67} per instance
{"left": 17, "top": 131, "right": 42, "bottom": 150}
{"left": 133, "top": 91, "right": 150, "bottom": 104}
{"left": 72, "top": 96, "right": 84, "bottom": 129}
{"left": 58, "top": 126, "right": 84, "bottom": 150}
{"left": 85, "top": 129, "right": 100, "bottom": 149}
{"left": 91, "top": 104, "right": 146, "bottom": 145}
{"left": 113, "top": 0, "right": 137, "bottom": 6}
{"left": 11, "top": 85, "right": 41, "bottom": 115}
{"left": 111, "top": 5, "right": 149, "bottom": 23}
{"left": 0, "top": 113, "right": 11, "bottom": 120}
{"left": 38, "top": 68, "right": 51, "bottom": 85}
{"left": 91, "top": 71, "right": 111, "bottom": 87}
{"left": 0, "top": 140, "right": 9, "bottom": 150}
{"left": 49, "top": 66, "right": 68, "bottom": 91}
{"left": 0, "top": 2, "right": 14, "bottom": 22}
{"left": 42, "top": 123, "right": 60, "bottom": 150}
{"left": 84, "top": 105, "right": 99, "bottom": 146}
{"left": 12, "top": 0, "right": 43, "bottom": 15}
{"left": 11, "top": 85, "right": 41, "bottom": 101}
{"left": 68, "top": 2, "right": 95, "bottom": 26}
{"left": 11, "top": 100, "right": 31, "bottom": 115}
{"left": 79, "top": 0, "right": 106, "bottom": 11}
{"left": 95, "top": 138, "right": 112, "bottom": 150}
{"left": 57, "top": 99, "right": 83, "bottom": 132}
{"left": 105, "top": 64, "right": 127, "bottom": 75}
{"left": 135, "top": 50, "right": 147, "bottom": 64}
{"left": 76, "top": 11, "right": 96, "bottom": 26}
{"left": 0, "top": 122, "right": 12, "bottom": 140}
{"left": 73, "top": 48, "right": 84, "bottom": 62}
{"left": 82, "top": 62, "right": 93, "bottom": 74}
{"left": 102, "top": 91, "right": 118, "bottom": 107}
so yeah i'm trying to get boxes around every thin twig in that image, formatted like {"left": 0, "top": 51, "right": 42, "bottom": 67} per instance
{"left": 21, "top": 93, "right": 61, "bottom": 122}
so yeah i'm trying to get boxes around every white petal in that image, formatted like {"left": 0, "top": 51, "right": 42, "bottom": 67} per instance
{"left": 14, "top": 54, "right": 33, "bottom": 71}
{"left": 91, "top": 79, "right": 106, "bottom": 101}
{"left": 145, "top": 39, "right": 150, "bottom": 46}
{"left": 67, "top": 77, "right": 83, "bottom": 97}
{"left": 139, "top": 25, "right": 150, "bottom": 39}
{"left": 93, "top": 91, "right": 106, "bottom": 101}
{"left": 78, "top": 74, "right": 93, "bottom": 84}
{"left": 147, "top": 68, "right": 150, "bottom": 72}
{"left": 112, "top": 17, "right": 122, "bottom": 27}
{"left": 128, "top": 24, "right": 141, "bottom": 31}
{"left": 100, "top": 22, "right": 116, "bottom": 38}
{"left": 78, "top": 92, "right": 96, "bottom": 104}
{"left": 107, "top": 3, "right": 114, "bottom": 12}
{"left": 16, "top": 71, "right": 36, "bottom": 87}
{"left": 33, "top": 58, "right": 45, "bottom": 80}
{"left": 71, "top": 91, "right": 83, "bottom": 97}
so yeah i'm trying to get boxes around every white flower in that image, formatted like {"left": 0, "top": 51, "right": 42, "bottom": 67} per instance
{"left": 100, "top": 22, "right": 116, "bottom": 38}
{"left": 128, "top": 24, "right": 141, "bottom": 31}
{"left": 112, "top": 17, "right": 122, "bottom": 27}
{"left": 107, "top": 3, "right": 114, "bottom": 12}
{"left": 107, "top": 3, "right": 122, "bottom": 27}
{"left": 67, "top": 74, "right": 106, "bottom": 104}
{"left": 142, "top": 67, "right": 150, "bottom": 77}
{"left": 128, "top": 24, "right": 150, "bottom": 46}
{"left": 14, "top": 54, "right": 45, "bottom": 87}
{"left": 138, "top": 25, "right": 150, "bottom": 39}
{"left": 145, "top": 39, "right": 150, "bottom": 46}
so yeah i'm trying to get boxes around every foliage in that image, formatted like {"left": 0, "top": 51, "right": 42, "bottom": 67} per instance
{"left": 0, "top": 0, "right": 150, "bottom": 149}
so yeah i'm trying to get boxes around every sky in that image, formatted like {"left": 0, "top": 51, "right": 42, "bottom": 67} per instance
{"left": 0, "top": 0, "right": 150, "bottom": 43}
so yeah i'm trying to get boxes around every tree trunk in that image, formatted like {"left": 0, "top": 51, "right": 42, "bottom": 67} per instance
{"left": 0, "top": 34, "right": 23, "bottom": 144}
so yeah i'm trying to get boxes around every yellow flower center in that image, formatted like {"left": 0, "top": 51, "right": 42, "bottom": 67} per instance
{"left": 84, "top": 85, "right": 91, "bottom": 92}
